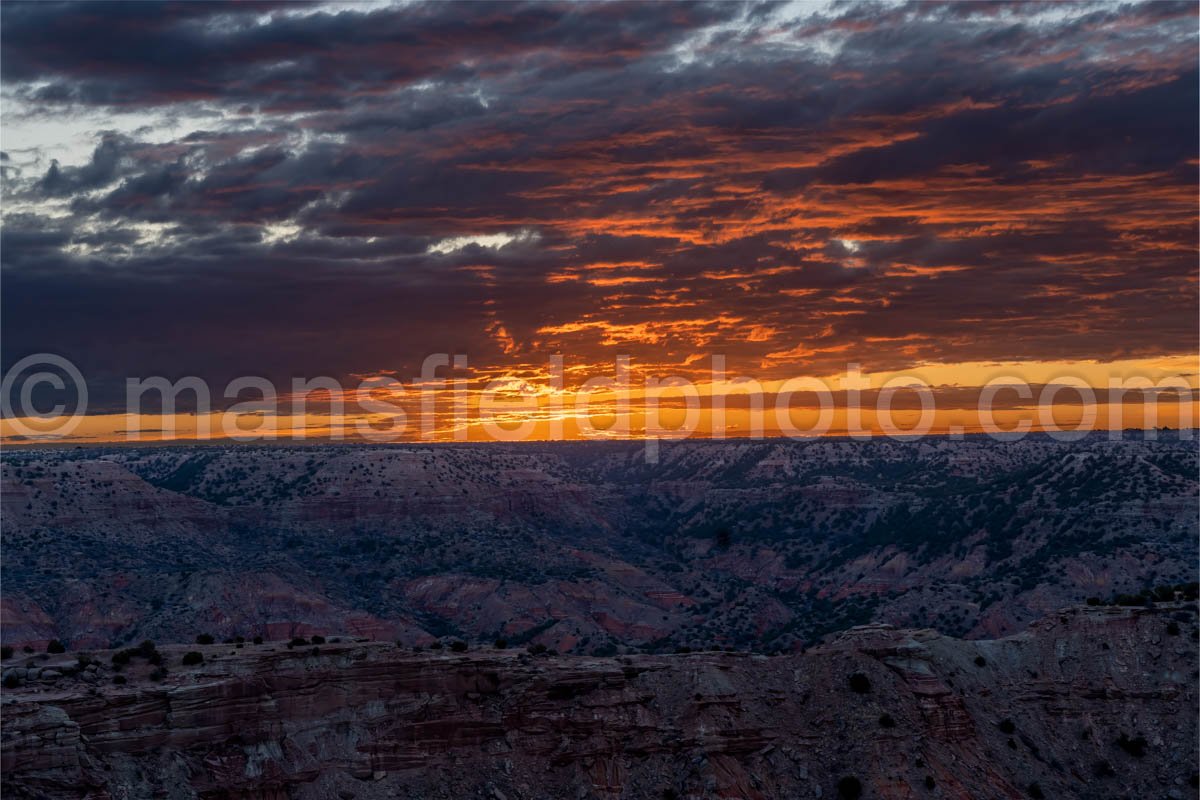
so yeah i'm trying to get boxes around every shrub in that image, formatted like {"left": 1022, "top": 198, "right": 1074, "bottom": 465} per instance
{"left": 527, "top": 643, "right": 547, "bottom": 655}
{"left": 252, "top": 636, "right": 263, "bottom": 645}
{"left": 1, "top": 646, "right": 12, "bottom": 659}
{"left": 1166, "top": 622, "right": 1181, "bottom": 636}
{"left": 310, "top": 635, "right": 325, "bottom": 645}
{"left": 47, "top": 640, "right": 66, "bottom": 654}
{"left": 289, "top": 637, "right": 309, "bottom": 647}
{"left": 715, "top": 527, "right": 732, "bottom": 549}
{"left": 998, "top": 718, "right": 1016, "bottom": 734}
{"left": 848, "top": 673, "right": 871, "bottom": 693}
{"left": 1115, "top": 732, "right": 1147, "bottom": 758}
{"left": 494, "top": 638, "right": 508, "bottom": 649}
{"left": 3, "top": 674, "right": 20, "bottom": 689}
{"left": 138, "top": 640, "right": 156, "bottom": 656}
{"left": 181, "top": 651, "right": 204, "bottom": 666}
{"left": 449, "top": 640, "right": 468, "bottom": 653}
{"left": 112, "top": 675, "right": 127, "bottom": 685}
{"left": 924, "top": 776, "right": 935, "bottom": 789}
{"left": 878, "top": 713, "right": 896, "bottom": 728}
{"left": 429, "top": 641, "right": 443, "bottom": 650}
{"left": 1085, "top": 597, "right": 1100, "bottom": 606}
{"left": 973, "top": 655, "right": 987, "bottom": 667}
{"left": 148, "top": 668, "right": 166, "bottom": 682}
{"left": 1092, "top": 760, "right": 1115, "bottom": 778}
{"left": 195, "top": 634, "right": 214, "bottom": 645}
{"left": 1027, "top": 783, "right": 1044, "bottom": 800}
{"left": 837, "top": 776, "right": 863, "bottom": 800}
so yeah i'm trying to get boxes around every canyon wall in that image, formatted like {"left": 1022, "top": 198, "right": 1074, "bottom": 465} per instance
{"left": 3, "top": 604, "right": 1196, "bottom": 799}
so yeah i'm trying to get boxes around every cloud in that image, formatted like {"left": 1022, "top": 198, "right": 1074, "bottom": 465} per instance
{"left": 1, "top": 0, "right": 1195, "bottom": 412}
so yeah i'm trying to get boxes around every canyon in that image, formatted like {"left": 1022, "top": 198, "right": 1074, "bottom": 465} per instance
{"left": 2, "top": 603, "right": 1196, "bottom": 799}
{"left": 2, "top": 435, "right": 1195, "bottom": 654}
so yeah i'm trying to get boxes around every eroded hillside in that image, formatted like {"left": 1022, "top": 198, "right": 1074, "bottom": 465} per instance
{"left": 2, "top": 435, "right": 1195, "bottom": 652}
{"left": 2, "top": 604, "right": 1196, "bottom": 799}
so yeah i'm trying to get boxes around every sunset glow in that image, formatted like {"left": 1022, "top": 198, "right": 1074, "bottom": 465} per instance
{"left": 1, "top": 1, "right": 1196, "bottom": 443}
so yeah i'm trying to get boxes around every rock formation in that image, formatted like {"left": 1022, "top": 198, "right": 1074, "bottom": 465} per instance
{"left": 3, "top": 604, "right": 1196, "bottom": 799}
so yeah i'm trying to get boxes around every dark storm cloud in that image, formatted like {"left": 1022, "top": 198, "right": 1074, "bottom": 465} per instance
{"left": 1, "top": 0, "right": 1196, "bottom": 410}
{"left": 2, "top": 1, "right": 751, "bottom": 108}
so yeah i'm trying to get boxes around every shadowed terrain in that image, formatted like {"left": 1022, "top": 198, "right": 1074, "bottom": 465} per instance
{"left": 2, "top": 435, "right": 1195, "bottom": 654}
{"left": 1, "top": 604, "right": 1196, "bottom": 799}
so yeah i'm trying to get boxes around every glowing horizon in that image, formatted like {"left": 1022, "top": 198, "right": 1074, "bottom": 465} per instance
{"left": 1, "top": 2, "right": 1197, "bottom": 443}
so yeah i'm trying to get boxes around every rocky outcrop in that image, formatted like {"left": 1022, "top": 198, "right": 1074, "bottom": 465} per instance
{"left": 3, "top": 605, "right": 1195, "bottom": 799}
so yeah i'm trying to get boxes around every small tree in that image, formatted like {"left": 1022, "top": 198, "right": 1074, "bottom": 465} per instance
{"left": 1115, "top": 732, "right": 1147, "bottom": 758}
{"left": 47, "top": 640, "right": 66, "bottom": 654}
{"left": 837, "top": 776, "right": 863, "bottom": 800}
{"left": 715, "top": 527, "right": 732, "bottom": 549}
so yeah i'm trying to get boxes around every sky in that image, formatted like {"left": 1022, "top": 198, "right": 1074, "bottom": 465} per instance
{"left": 1, "top": 0, "right": 1197, "bottom": 442}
